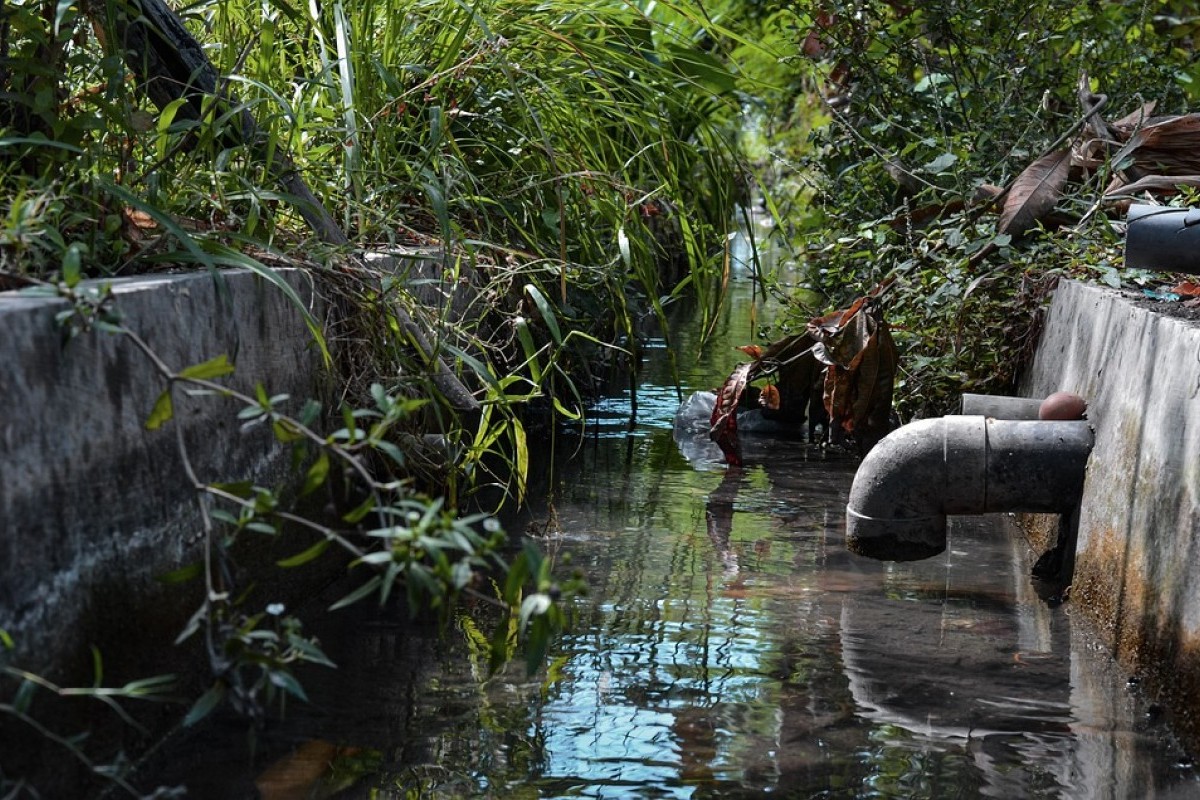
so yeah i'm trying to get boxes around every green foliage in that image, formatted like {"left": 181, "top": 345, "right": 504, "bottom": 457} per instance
{"left": 4, "top": 0, "right": 739, "bottom": 750}
{"left": 1, "top": 0, "right": 758, "bottom": 513}
{"left": 1, "top": 0, "right": 751, "bottom": 364}
{"left": 108, "top": 322, "right": 582, "bottom": 730}
{"left": 0, "top": 633, "right": 180, "bottom": 798}
{"left": 760, "top": 0, "right": 1200, "bottom": 417}
{"left": 5, "top": 273, "right": 588, "bottom": 792}
{"left": 2, "top": 0, "right": 719, "bottom": 791}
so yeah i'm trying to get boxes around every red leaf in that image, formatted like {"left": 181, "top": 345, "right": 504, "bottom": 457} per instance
{"left": 759, "top": 384, "right": 780, "bottom": 411}
{"left": 710, "top": 362, "right": 753, "bottom": 465}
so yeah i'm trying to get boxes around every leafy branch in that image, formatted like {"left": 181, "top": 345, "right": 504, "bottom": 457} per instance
{"left": 90, "top": 294, "right": 577, "bottom": 727}
{"left": 0, "top": 630, "right": 181, "bottom": 799}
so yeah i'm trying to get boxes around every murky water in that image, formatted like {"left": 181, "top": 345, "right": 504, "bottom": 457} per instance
{"left": 131, "top": 220, "right": 1198, "bottom": 799}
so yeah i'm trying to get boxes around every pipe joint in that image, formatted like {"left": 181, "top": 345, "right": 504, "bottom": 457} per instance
{"left": 846, "top": 416, "right": 1093, "bottom": 561}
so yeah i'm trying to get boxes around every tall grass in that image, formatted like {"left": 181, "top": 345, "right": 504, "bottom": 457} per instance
{"left": 2, "top": 0, "right": 755, "bottom": 419}
{"left": 2, "top": 0, "right": 755, "bottom": 495}
{"left": 187, "top": 0, "right": 750, "bottom": 348}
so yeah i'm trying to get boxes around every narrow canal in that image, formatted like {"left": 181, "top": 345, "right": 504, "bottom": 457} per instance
{"left": 131, "top": 215, "right": 1199, "bottom": 798}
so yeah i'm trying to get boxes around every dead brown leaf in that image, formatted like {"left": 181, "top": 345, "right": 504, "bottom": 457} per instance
{"left": 1104, "top": 174, "right": 1200, "bottom": 197}
{"left": 998, "top": 148, "right": 1072, "bottom": 239}
{"left": 1111, "top": 100, "right": 1158, "bottom": 134}
{"left": 1110, "top": 114, "right": 1200, "bottom": 177}
{"left": 704, "top": 280, "right": 896, "bottom": 462}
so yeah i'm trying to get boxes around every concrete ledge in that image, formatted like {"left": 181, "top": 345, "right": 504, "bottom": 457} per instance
{"left": 0, "top": 269, "right": 329, "bottom": 675}
{"left": 1022, "top": 279, "right": 1200, "bottom": 749}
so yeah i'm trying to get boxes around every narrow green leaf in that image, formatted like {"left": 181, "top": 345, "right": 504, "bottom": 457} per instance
{"left": 210, "top": 481, "right": 255, "bottom": 499}
{"left": 183, "top": 683, "right": 226, "bottom": 726}
{"left": 155, "top": 97, "right": 192, "bottom": 160}
{"left": 375, "top": 440, "right": 406, "bottom": 467}
{"left": 524, "top": 615, "right": 551, "bottom": 676}
{"left": 0, "top": 136, "right": 83, "bottom": 153}
{"left": 145, "top": 390, "right": 174, "bottom": 430}
{"left": 369, "top": 383, "right": 388, "bottom": 411}
{"left": 175, "top": 605, "right": 206, "bottom": 645}
{"left": 442, "top": 343, "right": 499, "bottom": 390}
{"left": 342, "top": 495, "right": 375, "bottom": 524}
{"left": 268, "top": 669, "right": 309, "bottom": 702}
{"left": 156, "top": 97, "right": 191, "bottom": 134}
{"left": 62, "top": 244, "right": 82, "bottom": 288}
{"left": 340, "top": 404, "right": 357, "bottom": 440}
{"left": 514, "top": 318, "right": 543, "bottom": 384}
{"left": 102, "top": 181, "right": 214, "bottom": 272}
{"left": 238, "top": 404, "right": 266, "bottom": 420}
{"left": 552, "top": 396, "right": 582, "bottom": 421}
{"left": 13, "top": 680, "right": 35, "bottom": 714}
{"left": 525, "top": 283, "right": 562, "bottom": 345}
{"left": 299, "top": 398, "right": 321, "bottom": 427}
{"left": 286, "top": 635, "right": 336, "bottom": 668}
{"left": 329, "top": 574, "right": 383, "bottom": 610}
{"left": 121, "top": 674, "right": 176, "bottom": 695}
{"left": 91, "top": 646, "right": 103, "bottom": 687}
{"left": 273, "top": 419, "right": 304, "bottom": 443}
{"left": 149, "top": 238, "right": 331, "bottom": 367}
{"left": 179, "top": 354, "right": 236, "bottom": 381}
{"left": 276, "top": 538, "right": 330, "bottom": 568}
{"left": 299, "top": 452, "right": 329, "bottom": 497}
{"left": 511, "top": 417, "right": 528, "bottom": 504}
{"left": 665, "top": 43, "right": 737, "bottom": 93}
{"left": 503, "top": 551, "right": 530, "bottom": 605}
{"left": 157, "top": 562, "right": 202, "bottom": 584}
{"left": 488, "top": 612, "right": 514, "bottom": 674}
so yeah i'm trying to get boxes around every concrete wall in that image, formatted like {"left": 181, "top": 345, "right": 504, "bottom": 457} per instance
{"left": 0, "top": 269, "right": 329, "bottom": 677}
{"left": 1022, "top": 278, "right": 1200, "bottom": 749}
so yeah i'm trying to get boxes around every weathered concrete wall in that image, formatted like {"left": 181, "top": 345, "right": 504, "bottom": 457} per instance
{"left": 1022, "top": 278, "right": 1200, "bottom": 749}
{"left": 0, "top": 269, "right": 329, "bottom": 676}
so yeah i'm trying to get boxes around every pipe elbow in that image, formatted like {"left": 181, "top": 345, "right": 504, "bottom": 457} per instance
{"left": 846, "top": 417, "right": 985, "bottom": 560}
{"left": 846, "top": 416, "right": 1093, "bottom": 561}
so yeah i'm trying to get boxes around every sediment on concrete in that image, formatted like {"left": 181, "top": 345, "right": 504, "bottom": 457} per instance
{"left": 0, "top": 269, "right": 330, "bottom": 677}
{"left": 1022, "top": 279, "right": 1200, "bottom": 751}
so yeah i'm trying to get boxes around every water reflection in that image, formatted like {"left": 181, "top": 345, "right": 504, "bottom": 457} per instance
{"left": 142, "top": 420, "right": 1198, "bottom": 799}
{"left": 127, "top": 221, "right": 1198, "bottom": 798}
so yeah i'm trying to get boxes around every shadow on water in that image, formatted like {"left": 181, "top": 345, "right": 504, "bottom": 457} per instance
{"left": 125, "top": 216, "right": 1199, "bottom": 798}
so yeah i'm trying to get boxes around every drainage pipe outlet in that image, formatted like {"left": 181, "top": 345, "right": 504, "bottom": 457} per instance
{"left": 845, "top": 416, "right": 1093, "bottom": 561}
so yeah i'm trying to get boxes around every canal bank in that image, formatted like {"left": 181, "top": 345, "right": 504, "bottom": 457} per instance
{"left": 1020, "top": 278, "right": 1200, "bottom": 753}
{"left": 117, "top": 243, "right": 1200, "bottom": 796}
{"left": 4, "top": 262, "right": 1200, "bottom": 797}
{"left": 0, "top": 268, "right": 351, "bottom": 794}
{"left": 0, "top": 270, "right": 338, "bottom": 668}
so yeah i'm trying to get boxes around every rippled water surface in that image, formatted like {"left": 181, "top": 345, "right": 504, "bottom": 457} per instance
{"left": 135, "top": 224, "right": 1199, "bottom": 799}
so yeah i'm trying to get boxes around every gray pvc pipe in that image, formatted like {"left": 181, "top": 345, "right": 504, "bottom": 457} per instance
{"left": 845, "top": 416, "right": 1093, "bottom": 561}
{"left": 959, "top": 393, "right": 1042, "bottom": 419}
